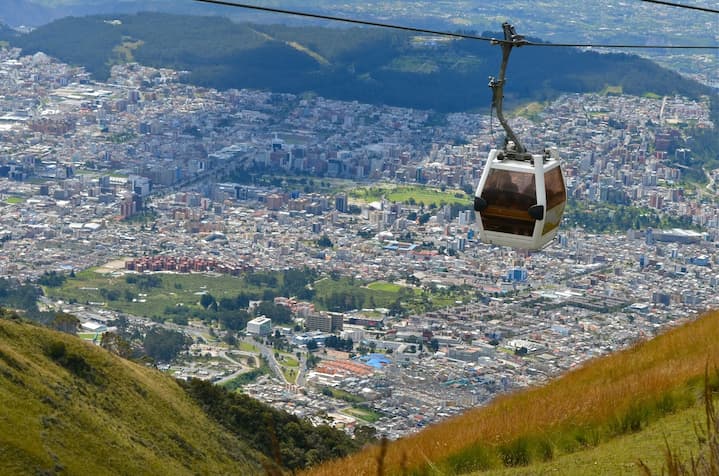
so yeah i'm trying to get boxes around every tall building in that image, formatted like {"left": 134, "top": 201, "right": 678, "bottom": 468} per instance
{"left": 130, "top": 175, "right": 152, "bottom": 197}
{"left": 247, "top": 316, "right": 272, "bottom": 336}
{"left": 266, "top": 194, "right": 284, "bottom": 210}
{"left": 306, "top": 313, "right": 343, "bottom": 333}
{"left": 507, "top": 267, "right": 528, "bottom": 282}
{"left": 335, "top": 193, "right": 348, "bottom": 213}
{"left": 119, "top": 193, "right": 139, "bottom": 219}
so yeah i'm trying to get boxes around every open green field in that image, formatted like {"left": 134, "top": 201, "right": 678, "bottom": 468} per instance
{"left": 350, "top": 185, "right": 471, "bottom": 207}
{"left": 43, "top": 268, "right": 262, "bottom": 320}
{"left": 324, "top": 387, "right": 366, "bottom": 405}
{"left": 600, "top": 84, "right": 624, "bottom": 96}
{"left": 366, "top": 281, "right": 404, "bottom": 293}
{"left": 239, "top": 341, "right": 258, "bottom": 353}
{"left": 341, "top": 406, "right": 384, "bottom": 424}
{"left": 4, "top": 196, "right": 25, "bottom": 204}
{"left": 278, "top": 353, "right": 299, "bottom": 368}
{"left": 315, "top": 277, "right": 472, "bottom": 314}
{"left": 282, "top": 367, "right": 298, "bottom": 384}
{"left": 513, "top": 102, "right": 545, "bottom": 122}
{"left": 47, "top": 267, "right": 472, "bottom": 322}
{"left": 314, "top": 277, "right": 413, "bottom": 312}
{"left": 276, "top": 352, "right": 300, "bottom": 383}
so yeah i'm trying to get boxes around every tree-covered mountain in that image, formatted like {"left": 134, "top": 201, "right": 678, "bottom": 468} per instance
{"left": 6, "top": 12, "right": 715, "bottom": 112}
{"left": 0, "top": 22, "right": 20, "bottom": 41}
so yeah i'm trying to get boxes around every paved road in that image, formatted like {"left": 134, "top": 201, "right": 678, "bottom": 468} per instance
{"left": 242, "top": 336, "right": 287, "bottom": 384}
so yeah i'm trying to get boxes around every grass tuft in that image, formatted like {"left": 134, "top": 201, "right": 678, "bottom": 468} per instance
{"left": 442, "top": 443, "right": 498, "bottom": 473}
{"left": 498, "top": 437, "right": 531, "bottom": 467}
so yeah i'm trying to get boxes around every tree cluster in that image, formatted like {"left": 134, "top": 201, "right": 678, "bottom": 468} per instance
{"left": 180, "top": 378, "right": 367, "bottom": 471}
{"left": 565, "top": 201, "right": 695, "bottom": 233}
{"left": 324, "top": 335, "right": 354, "bottom": 352}
{"left": 142, "top": 327, "right": 191, "bottom": 363}
{"left": 37, "top": 271, "right": 67, "bottom": 287}
{"left": 254, "top": 301, "right": 292, "bottom": 325}
{"left": 0, "top": 278, "right": 42, "bottom": 319}
{"left": 125, "top": 274, "right": 162, "bottom": 290}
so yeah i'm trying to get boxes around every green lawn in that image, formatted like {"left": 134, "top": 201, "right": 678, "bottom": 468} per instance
{"left": 513, "top": 102, "right": 545, "bottom": 121}
{"left": 314, "top": 276, "right": 414, "bottom": 312}
{"left": 315, "top": 276, "right": 471, "bottom": 314}
{"left": 48, "top": 266, "right": 471, "bottom": 321}
{"left": 350, "top": 185, "right": 471, "bottom": 207}
{"left": 600, "top": 84, "right": 623, "bottom": 96}
{"left": 278, "top": 354, "right": 299, "bottom": 368}
{"left": 4, "top": 196, "right": 24, "bottom": 204}
{"left": 281, "top": 367, "right": 297, "bottom": 384}
{"left": 366, "top": 281, "right": 404, "bottom": 293}
{"left": 326, "top": 388, "right": 366, "bottom": 405}
{"left": 44, "top": 268, "right": 264, "bottom": 320}
{"left": 276, "top": 353, "right": 300, "bottom": 383}
{"left": 342, "top": 406, "right": 384, "bottom": 423}
{"left": 239, "top": 341, "right": 258, "bottom": 353}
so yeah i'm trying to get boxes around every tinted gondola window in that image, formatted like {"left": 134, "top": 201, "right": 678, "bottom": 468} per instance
{"left": 542, "top": 167, "right": 567, "bottom": 234}
{"left": 544, "top": 167, "right": 566, "bottom": 209}
{"left": 480, "top": 170, "right": 536, "bottom": 236}
{"left": 481, "top": 170, "right": 536, "bottom": 210}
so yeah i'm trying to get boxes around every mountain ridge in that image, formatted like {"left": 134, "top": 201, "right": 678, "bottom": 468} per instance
{"left": 3, "top": 12, "right": 714, "bottom": 112}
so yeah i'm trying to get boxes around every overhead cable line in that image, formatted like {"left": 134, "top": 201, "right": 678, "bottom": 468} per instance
{"left": 192, "top": 0, "right": 719, "bottom": 50}
{"left": 638, "top": 0, "right": 719, "bottom": 14}
{"left": 525, "top": 41, "right": 718, "bottom": 49}
{"left": 191, "top": 0, "right": 498, "bottom": 42}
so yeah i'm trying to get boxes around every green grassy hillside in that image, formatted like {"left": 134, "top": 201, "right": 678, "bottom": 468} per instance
{"left": 0, "top": 315, "right": 266, "bottom": 475}
{"left": 308, "top": 310, "right": 719, "bottom": 475}
{"left": 477, "top": 402, "right": 706, "bottom": 475}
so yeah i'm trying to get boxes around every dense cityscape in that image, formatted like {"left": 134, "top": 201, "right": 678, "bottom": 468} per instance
{"left": 1, "top": 41, "right": 718, "bottom": 441}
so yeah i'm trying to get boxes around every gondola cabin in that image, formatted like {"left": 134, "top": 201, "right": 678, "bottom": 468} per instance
{"left": 474, "top": 148, "right": 566, "bottom": 250}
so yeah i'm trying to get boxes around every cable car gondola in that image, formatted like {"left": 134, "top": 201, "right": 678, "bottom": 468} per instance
{"left": 474, "top": 23, "right": 566, "bottom": 250}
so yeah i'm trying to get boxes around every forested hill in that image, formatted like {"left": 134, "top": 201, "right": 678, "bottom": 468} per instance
{"left": 3, "top": 12, "right": 716, "bottom": 112}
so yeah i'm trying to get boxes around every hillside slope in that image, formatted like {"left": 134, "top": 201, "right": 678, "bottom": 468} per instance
{"left": 479, "top": 402, "right": 705, "bottom": 475}
{"left": 308, "top": 310, "right": 719, "bottom": 475}
{"left": 5, "top": 13, "right": 714, "bottom": 112}
{"left": 0, "top": 316, "right": 266, "bottom": 475}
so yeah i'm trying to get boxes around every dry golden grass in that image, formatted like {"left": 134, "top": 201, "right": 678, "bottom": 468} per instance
{"left": 307, "top": 310, "right": 719, "bottom": 476}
